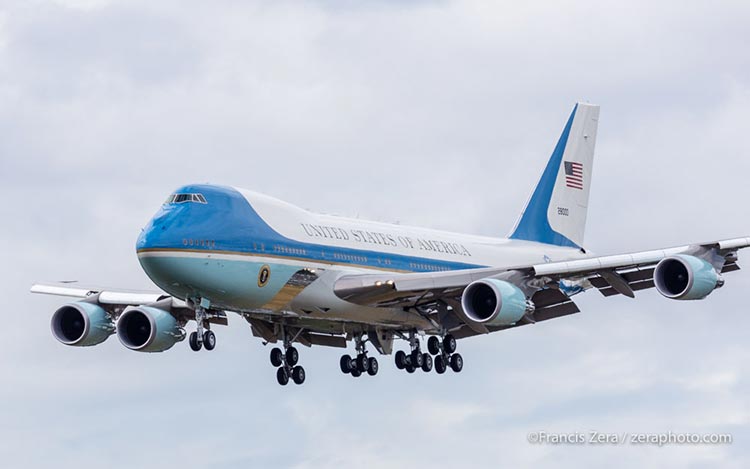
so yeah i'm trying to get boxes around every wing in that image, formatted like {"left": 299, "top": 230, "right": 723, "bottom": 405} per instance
{"left": 30, "top": 281, "right": 227, "bottom": 325}
{"left": 333, "top": 237, "right": 750, "bottom": 337}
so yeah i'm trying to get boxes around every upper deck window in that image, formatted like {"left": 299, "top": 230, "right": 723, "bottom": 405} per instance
{"left": 167, "top": 193, "right": 207, "bottom": 204}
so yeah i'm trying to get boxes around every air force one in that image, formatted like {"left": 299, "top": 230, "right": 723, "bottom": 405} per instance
{"left": 32, "top": 103, "right": 749, "bottom": 386}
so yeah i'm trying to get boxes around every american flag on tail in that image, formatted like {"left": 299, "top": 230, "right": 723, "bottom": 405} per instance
{"left": 564, "top": 161, "right": 583, "bottom": 190}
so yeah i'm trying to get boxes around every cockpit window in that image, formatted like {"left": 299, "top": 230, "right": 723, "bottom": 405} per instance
{"left": 166, "top": 193, "right": 207, "bottom": 204}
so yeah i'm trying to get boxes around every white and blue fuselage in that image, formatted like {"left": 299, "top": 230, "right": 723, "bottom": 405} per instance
{"left": 136, "top": 184, "right": 587, "bottom": 329}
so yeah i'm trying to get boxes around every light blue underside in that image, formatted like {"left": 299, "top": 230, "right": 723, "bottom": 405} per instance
{"left": 139, "top": 256, "right": 300, "bottom": 310}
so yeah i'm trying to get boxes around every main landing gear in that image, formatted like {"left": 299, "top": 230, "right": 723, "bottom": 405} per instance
{"left": 269, "top": 327, "right": 306, "bottom": 386}
{"left": 430, "top": 333, "right": 462, "bottom": 374}
{"left": 188, "top": 304, "right": 216, "bottom": 352}
{"left": 394, "top": 330, "right": 433, "bottom": 373}
{"left": 396, "top": 332, "right": 462, "bottom": 374}
{"left": 339, "top": 333, "right": 379, "bottom": 378}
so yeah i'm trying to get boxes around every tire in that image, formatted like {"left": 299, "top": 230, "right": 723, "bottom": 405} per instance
{"left": 276, "top": 367, "right": 289, "bottom": 385}
{"left": 351, "top": 368, "right": 362, "bottom": 377}
{"left": 356, "top": 353, "right": 369, "bottom": 372}
{"left": 367, "top": 357, "right": 379, "bottom": 376}
{"left": 435, "top": 355, "right": 447, "bottom": 374}
{"left": 427, "top": 336, "right": 441, "bottom": 355}
{"left": 411, "top": 349, "right": 423, "bottom": 368}
{"left": 189, "top": 332, "right": 201, "bottom": 351}
{"left": 443, "top": 334, "right": 457, "bottom": 354}
{"left": 203, "top": 330, "right": 216, "bottom": 351}
{"left": 292, "top": 365, "right": 306, "bottom": 385}
{"left": 270, "top": 347, "right": 283, "bottom": 367}
{"left": 406, "top": 364, "right": 416, "bottom": 374}
{"left": 450, "top": 353, "right": 463, "bottom": 372}
{"left": 395, "top": 350, "right": 407, "bottom": 369}
{"left": 340, "top": 354, "right": 352, "bottom": 373}
{"left": 421, "top": 353, "right": 433, "bottom": 372}
{"left": 286, "top": 346, "right": 299, "bottom": 366}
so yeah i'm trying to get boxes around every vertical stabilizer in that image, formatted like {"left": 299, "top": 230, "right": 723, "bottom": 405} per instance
{"left": 509, "top": 103, "right": 599, "bottom": 249}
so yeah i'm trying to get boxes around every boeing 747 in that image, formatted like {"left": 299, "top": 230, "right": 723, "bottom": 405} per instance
{"left": 32, "top": 103, "right": 749, "bottom": 385}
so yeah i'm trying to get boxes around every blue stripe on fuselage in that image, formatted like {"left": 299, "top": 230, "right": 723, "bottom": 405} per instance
{"left": 136, "top": 184, "right": 484, "bottom": 272}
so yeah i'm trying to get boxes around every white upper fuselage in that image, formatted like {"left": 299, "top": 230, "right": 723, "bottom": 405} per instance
{"left": 239, "top": 187, "right": 588, "bottom": 272}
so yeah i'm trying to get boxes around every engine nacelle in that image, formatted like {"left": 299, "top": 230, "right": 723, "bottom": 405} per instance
{"left": 653, "top": 254, "right": 724, "bottom": 300}
{"left": 51, "top": 302, "right": 115, "bottom": 347}
{"left": 460, "top": 278, "right": 534, "bottom": 326}
{"left": 116, "top": 307, "right": 185, "bottom": 353}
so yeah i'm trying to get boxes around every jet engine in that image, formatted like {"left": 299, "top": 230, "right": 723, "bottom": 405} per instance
{"left": 460, "top": 278, "right": 534, "bottom": 327}
{"left": 51, "top": 302, "right": 115, "bottom": 346}
{"left": 116, "top": 306, "right": 185, "bottom": 353}
{"left": 653, "top": 254, "right": 724, "bottom": 300}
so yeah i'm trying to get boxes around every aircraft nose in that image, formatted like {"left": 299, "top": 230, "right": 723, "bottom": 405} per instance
{"left": 136, "top": 184, "right": 245, "bottom": 253}
{"left": 137, "top": 205, "right": 179, "bottom": 250}
{"left": 136, "top": 227, "right": 151, "bottom": 250}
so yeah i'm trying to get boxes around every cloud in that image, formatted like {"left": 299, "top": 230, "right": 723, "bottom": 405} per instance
{"left": 1, "top": 0, "right": 749, "bottom": 468}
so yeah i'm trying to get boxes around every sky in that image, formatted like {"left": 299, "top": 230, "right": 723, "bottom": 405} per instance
{"left": 1, "top": 0, "right": 749, "bottom": 467}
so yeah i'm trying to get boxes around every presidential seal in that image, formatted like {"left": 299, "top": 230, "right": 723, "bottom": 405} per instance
{"left": 258, "top": 265, "right": 271, "bottom": 287}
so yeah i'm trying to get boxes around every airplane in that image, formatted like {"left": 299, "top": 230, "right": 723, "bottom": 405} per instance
{"left": 31, "top": 102, "right": 749, "bottom": 386}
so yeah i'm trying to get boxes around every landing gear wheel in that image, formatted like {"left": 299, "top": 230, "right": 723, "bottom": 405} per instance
{"left": 292, "top": 366, "right": 306, "bottom": 385}
{"left": 421, "top": 353, "right": 433, "bottom": 372}
{"left": 286, "top": 346, "right": 299, "bottom": 366}
{"left": 270, "top": 347, "right": 283, "bottom": 367}
{"left": 367, "top": 357, "right": 379, "bottom": 376}
{"left": 395, "top": 350, "right": 407, "bottom": 369}
{"left": 203, "top": 330, "right": 216, "bottom": 351}
{"left": 435, "top": 355, "right": 447, "bottom": 374}
{"left": 356, "top": 353, "right": 369, "bottom": 372}
{"left": 450, "top": 353, "right": 463, "bottom": 372}
{"left": 443, "top": 334, "right": 457, "bottom": 354}
{"left": 351, "top": 368, "right": 362, "bottom": 377}
{"left": 340, "top": 354, "right": 352, "bottom": 374}
{"left": 411, "top": 349, "right": 424, "bottom": 368}
{"left": 189, "top": 331, "right": 202, "bottom": 351}
{"left": 406, "top": 364, "right": 416, "bottom": 373}
{"left": 276, "top": 367, "right": 290, "bottom": 385}
{"left": 427, "top": 336, "right": 441, "bottom": 355}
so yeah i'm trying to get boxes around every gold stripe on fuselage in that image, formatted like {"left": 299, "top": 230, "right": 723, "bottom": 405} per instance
{"left": 136, "top": 247, "right": 415, "bottom": 273}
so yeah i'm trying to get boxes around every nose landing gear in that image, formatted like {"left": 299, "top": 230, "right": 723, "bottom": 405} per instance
{"left": 187, "top": 302, "right": 217, "bottom": 352}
